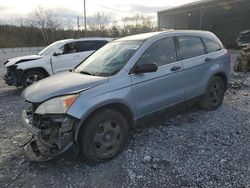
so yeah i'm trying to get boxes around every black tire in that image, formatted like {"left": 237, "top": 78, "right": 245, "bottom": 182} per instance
{"left": 200, "top": 76, "right": 225, "bottom": 111}
{"left": 22, "top": 71, "right": 46, "bottom": 88}
{"left": 79, "top": 108, "right": 129, "bottom": 163}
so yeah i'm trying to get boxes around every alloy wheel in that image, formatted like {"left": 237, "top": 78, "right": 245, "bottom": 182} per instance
{"left": 25, "top": 74, "right": 42, "bottom": 86}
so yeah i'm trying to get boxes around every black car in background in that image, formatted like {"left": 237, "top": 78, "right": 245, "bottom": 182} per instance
{"left": 236, "top": 30, "right": 250, "bottom": 48}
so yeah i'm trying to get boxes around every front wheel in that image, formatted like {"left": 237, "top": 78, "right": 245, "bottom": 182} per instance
{"left": 79, "top": 109, "right": 129, "bottom": 163}
{"left": 200, "top": 76, "right": 225, "bottom": 111}
{"left": 22, "top": 71, "right": 45, "bottom": 88}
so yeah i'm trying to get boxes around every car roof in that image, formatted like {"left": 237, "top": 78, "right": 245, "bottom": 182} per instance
{"left": 55, "top": 38, "right": 112, "bottom": 44}
{"left": 73, "top": 37, "right": 113, "bottom": 42}
{"left": 115, "top": 32, "right": 165, "bottom": 41}
{"left": 115, "top": 30, "right": 214, "bottom": 42}
{"left": 240, "top": 30, "right": 250, "bottom": 35}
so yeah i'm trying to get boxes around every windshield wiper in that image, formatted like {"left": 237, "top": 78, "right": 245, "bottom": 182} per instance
{"left": 79, "top": 71, "right": 94, "bottom": 76}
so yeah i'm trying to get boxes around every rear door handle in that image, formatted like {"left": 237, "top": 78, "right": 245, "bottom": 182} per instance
{"left": 205, "top": 57, "right": 213, "bottom": 62}
{"left": 170, "top": 66, "right": 181, "bottom": 71}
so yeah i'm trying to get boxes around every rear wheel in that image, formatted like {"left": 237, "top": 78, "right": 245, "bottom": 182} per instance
{"left": 22, "top": 71, "right": 46, "bottom": 88}
{"left": 200, "top": 76, "right": 225, "bottom": 111}
{"left": 79, "top": 109, "right": 129, "bottom": 163}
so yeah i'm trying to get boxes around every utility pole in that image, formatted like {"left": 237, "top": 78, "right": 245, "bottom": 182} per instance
{"left": 77, "top": 16, "right": 80, "bottom": 31}
{"left": 83, "top": 0, "right": 87, "bottom": 37}
{"left": 199, "top": 7, "right": 204, "bottom": 30}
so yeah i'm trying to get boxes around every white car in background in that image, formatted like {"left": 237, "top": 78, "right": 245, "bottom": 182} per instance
{"left": 3, "top": 38, "right": 112, "bottom": 88}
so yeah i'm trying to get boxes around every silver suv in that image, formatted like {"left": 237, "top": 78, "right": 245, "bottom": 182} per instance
{"left": 21, "top": 30, "right": 230, "bottom": 162}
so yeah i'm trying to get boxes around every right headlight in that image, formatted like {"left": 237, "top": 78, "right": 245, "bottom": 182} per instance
{"left": 35, "top": 94, "right": 79, "bottom": 115}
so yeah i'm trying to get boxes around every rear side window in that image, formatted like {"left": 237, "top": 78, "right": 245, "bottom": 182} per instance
{"left": 178, "top": 36, "right": 205, "bottom": 60}
{"left": 77, "top": 41, "right": 86, "bottom": 52}
{"left": 77, "top": 40, "right": 108, "bottom": 52}
{"left": 202, "top": 38, "right": 221, "bottom": 53}
{"left": 137, "top": 37, "right": 177, "bottom": 67}
{"left": 95, "top": 40, "right": 108, "bottom": 49}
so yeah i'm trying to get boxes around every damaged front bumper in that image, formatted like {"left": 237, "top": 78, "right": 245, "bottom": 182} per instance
{"left": 4, "top": 65, "right": 23, "bottom": 86}
{"left": 21, "top": 110, "right": 77, "bottom": 162}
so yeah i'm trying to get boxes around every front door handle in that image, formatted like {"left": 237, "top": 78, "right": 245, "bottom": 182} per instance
{"left": 205, "top": 57, "right": 213, "bottom": 62}
{"left": 170, "top": 66, "right": 181, "bottom": 71}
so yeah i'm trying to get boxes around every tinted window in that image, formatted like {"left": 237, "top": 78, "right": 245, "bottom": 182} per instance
{"left": 203, "top": 38, "right": 221, "bottom": 53}
{"left": 77, "top": 41, "right": 85, "bottom": 52}
{"left": 178, "top": 36, "right": 205, "bottom": 60}
{"left": 137, "top": 37, "right": 177, "bottom": 67}
{"left": 96, "top": 40, "right": 108, "bottom": 49}
{"left": 63, "top": 42, "right": 77, "bottom": 54}
{"left": 77, "top": 40, "right": 108, "bottom": 52}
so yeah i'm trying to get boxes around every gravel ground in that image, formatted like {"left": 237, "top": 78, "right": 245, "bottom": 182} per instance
{"left": 0, "top": 50, "right": 249, "bottom": 188}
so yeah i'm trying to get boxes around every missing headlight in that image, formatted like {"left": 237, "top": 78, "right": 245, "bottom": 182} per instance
{"left": 22, "top": 107, "right": 77, "bottom": 161}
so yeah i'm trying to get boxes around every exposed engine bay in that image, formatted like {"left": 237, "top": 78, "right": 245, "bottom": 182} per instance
{"left": 22, "top": 103, "right": 77, "bottom": 161}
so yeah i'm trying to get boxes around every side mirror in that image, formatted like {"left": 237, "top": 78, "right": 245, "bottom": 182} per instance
{"left": 53, "top": 50, "right": 63, "bottom": 56}
{"left": 133, "top": 63, "right": 158, "bottom": 74}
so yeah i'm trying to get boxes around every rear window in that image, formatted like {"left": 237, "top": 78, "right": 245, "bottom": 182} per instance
{"left": 202, "top": 38, "right": 221, "bottom": 53}
{"left": 178, "top": 36, "right": 205, "bottom": 60}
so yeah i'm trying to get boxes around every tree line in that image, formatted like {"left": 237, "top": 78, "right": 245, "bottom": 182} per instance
{"left": 0, "top": 7, "right": 157, "bottom": 48}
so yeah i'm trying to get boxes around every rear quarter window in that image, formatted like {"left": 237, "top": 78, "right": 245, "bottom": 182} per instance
{"left": 202, "top": 38, "right": 222, "bottom": 53}
{"left": 178, "top": 36, "right": 205, "bottom": 60}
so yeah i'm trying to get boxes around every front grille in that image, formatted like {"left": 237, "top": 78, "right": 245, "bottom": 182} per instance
{"left": 4, "top": 66, "right": 18, "bottom": 86}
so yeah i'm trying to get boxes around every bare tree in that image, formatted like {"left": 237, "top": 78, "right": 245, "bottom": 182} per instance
{"left": 122, "top": 14, "right": 156, "bottom": 35}
{"left": 64, "top": 18, "right": 75, "bottom": 30}
{"left": 29, "top": 7, "right": 61, "bottom": 44}
{"left": 87, "top": 12, "right": 111, "bottom": 31}
{"left": 7, "top": 17, "right": 26, "bottom": 26}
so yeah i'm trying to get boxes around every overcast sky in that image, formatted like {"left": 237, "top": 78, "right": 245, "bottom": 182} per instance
{"left": 0, "top": 0, "right": 201, "bottom": 22}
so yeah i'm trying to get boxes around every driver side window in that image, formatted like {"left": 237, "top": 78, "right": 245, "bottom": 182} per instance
{"left": 137, "top": 37, "right": 177, "bottom": 66}
{"left": 62, "top": 42, "right": 77, "bottom": 54}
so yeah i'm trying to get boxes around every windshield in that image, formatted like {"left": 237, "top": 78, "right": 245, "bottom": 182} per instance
{"left": 38, "top": 41, "right": 66, "bottom": 56}
{"left": 75, "top": 40, "right": 143, "bottom": 76}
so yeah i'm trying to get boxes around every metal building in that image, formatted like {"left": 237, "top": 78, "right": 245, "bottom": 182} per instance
{"left": 157, "top": 0, "right": 250, "bottom": 47}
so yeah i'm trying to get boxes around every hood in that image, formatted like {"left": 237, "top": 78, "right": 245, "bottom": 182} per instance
{"left": 22, "top": 72, "right": 108, "bottom": 103}
{"left": 5, "top": 54, "right": 42, "bottom": 66}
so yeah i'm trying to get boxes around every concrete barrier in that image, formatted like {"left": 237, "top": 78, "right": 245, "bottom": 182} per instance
{"left": 0, "top": 47, "right": 45, "bottom": 54}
